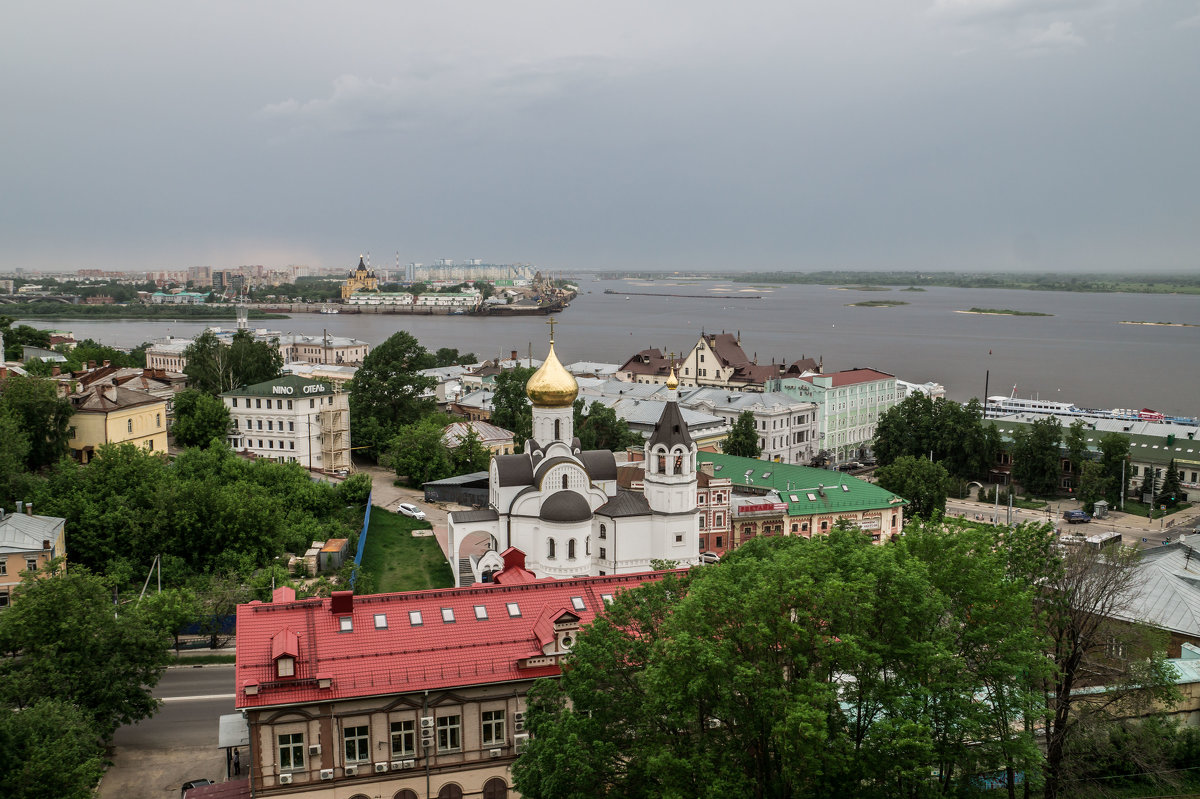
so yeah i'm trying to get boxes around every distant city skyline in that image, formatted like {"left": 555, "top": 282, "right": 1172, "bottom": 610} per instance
{"left": 3, "top": 2, "right": 1198, "bottom": 274}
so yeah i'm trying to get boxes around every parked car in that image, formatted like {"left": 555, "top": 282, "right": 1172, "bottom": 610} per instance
{"left": 397, "top": 502, "right": 427, "bottom": 520}
{"left": 1062, "top": 510, "right": 1092, "bottom": 524}
{"left": 181, "top": 779, "right": 213, "bottom": 798}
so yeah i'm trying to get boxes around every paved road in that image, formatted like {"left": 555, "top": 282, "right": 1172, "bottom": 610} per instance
{"left": 100, "top": 666, "right": 238, "bottom": 799}
{"left": 945, "top": 496, "right": 1200, "bottom": 548}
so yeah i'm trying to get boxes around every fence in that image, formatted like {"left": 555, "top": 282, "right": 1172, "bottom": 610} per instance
{"left": 350, "top": 490, "right": 373, "bottom": 589}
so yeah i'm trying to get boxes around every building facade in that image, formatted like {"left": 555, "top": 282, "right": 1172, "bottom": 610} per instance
{"left": 68, "top": 384, "right": 169, "bottom": 462}
{"left": 0, "top": 505, "right": 66, "bottom": 609}
{"left": 223, "top": 376, "right": 350, "bottom": 474}
{"left": 235, "top": 554, "right": 665, "bottom": 799}
{"left": 341, "top": 255, "right": 379, "bottom": 299}
{"left": 772, "top": 369, "right": 899, "bottom": 464}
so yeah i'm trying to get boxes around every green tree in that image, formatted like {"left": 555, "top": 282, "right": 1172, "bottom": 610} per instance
{"left": 1010, "top": 415, "right": 1063, "bottom": 497}
{"left": 515, "top": 527, "right": 1039, "bottom": 799}
{"left": 490, "top": 366, "right": 536, "bottom": 452}
{"left": 183, "top": 329, "right": 282, "bottom": 395}
{"left": 1076, "top": 460, "right": 1110, "bottom": 515}
{"left": 170, "top": 388, "right": 232, "bottom": 448}
{"left": 134, "top": 588, "right": 202, "bottom": 653}
{"left": 433, "top": 347, "right": 477, "bottom": 367}
{"left": 0, "top": 698, "right": 105, "bottom": 799}
{"left": 1064, "top": 419, "right": 1090, "bottom": 480}
{"left": 874, "top": 454, "right": 951, "bottom": 518}
{"left": 1098, "top": 432, "right": 1131, "bottom": 506}
{"left": 450, "top": 426, "right": 492, "bottom": 475}
{"left": 0, "top": 317, "right": 51, "bottom": 360}
{"left": 575, "top": 400, "right": 641, "bottom": 452}
{"left": 348, "top": 331, "right": 437, "bottom": 460}
{"left": 0, "top": 374, "right": 73, "bottom": 469}
{"left": 387, "top": 416, "right": 453, "bottom": 486}
{"left": 872, "top": 392, "right": 935, "bottom": 468}
{"left": 0, "top": 404, "right": 31, "bottom": 506}
{"left": 0, "top": 566, "right": 172, "bottom": 740}
{"left": 722, "top": 410, "right": 762, "bottom": 458}
{"left": 874, "top": 394, "right": 996, "bottom": 480}
{"left": 1159, "top": 459, "right": 1183, "bottom": 507}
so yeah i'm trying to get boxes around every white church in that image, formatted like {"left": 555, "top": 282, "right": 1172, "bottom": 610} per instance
{"left": 447, "top": 333, "right": 700, "bottom": 586}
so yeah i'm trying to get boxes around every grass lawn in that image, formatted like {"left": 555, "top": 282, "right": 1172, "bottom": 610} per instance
{"left": 1119, "top": 500, "right": 1192, "bottom": 519}
{"left": 360, "top": 508, "right": 453, "bottom": 593}
{"left": 172, "top": 653, "right": 236, "bottom": 665}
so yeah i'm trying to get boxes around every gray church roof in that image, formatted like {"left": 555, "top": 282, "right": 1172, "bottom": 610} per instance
{"left": 495, "top": 454, "right": 534, "bottom": 487}
{"left": 595, "top": 490, "right": 652, "bottom": 518}
{"left": 539, "top": 491, "right": 592, "bottom": 523}
{"left": 449, "top": 508, "right": 499, "bottom": 524}
{"left": 578, "top": 450, "right": 618, "bottom": 481}
{"left": 648, "top": 399, "right": 694, "bottom": 450}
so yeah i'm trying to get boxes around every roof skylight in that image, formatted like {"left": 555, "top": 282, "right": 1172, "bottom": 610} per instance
{"left": 441, "top": 608, "right": 455, "bottom": 623}
{"left": 409, "top": 610, "right": 423, "bottom": 626}
{"left": 474, "top": 605, "right": 488, "bottom": 620}
{"left": 571, "top": 596, "right": 585, "bottom": 611}
{"left": 506, "top": 602, "right": 521, "bottom": 618}
{"left": 374, "top": 614, "right": 387, "bottom": 629}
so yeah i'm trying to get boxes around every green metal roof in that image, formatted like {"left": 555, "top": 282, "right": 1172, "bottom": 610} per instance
{"left": 986, "top": 419, "right": 1200, "bottom": 470}
{"left": 698, "top": 452, "right": 907, "bottom": 516}
{"left": 221, "top": 374, "right": 333, "bottom": 398}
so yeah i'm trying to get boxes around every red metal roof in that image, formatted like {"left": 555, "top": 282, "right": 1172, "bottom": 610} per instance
{"left": 800, "top": 368, "right": 894, "bottom": 387}
{"left": 235, "top": 559, "right": 666, "bottom": 710}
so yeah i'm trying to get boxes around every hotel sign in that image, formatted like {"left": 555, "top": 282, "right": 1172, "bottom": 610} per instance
{"left": 273, "top": 383, "right": 328, "bottom": 395}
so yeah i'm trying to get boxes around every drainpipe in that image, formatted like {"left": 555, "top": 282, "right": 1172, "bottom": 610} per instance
{"left": 424, "top": 691, "right": 431, "bottom": 799}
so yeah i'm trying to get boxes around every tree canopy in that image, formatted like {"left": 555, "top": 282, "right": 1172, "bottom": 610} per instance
{"left": 722, "top": 410, "right": 762, "bottom": 458}
{"left": 1011, "top": 416, "right": 1064, "bottom": 497}
{"left": 516, "top": 521, "right": 1051, "bottom": 799}
{"left": 874, "top": 455, "right": 951, "bottom": 519}
{"left": 0, "top": 374, "right": 73, "bottom": 470}
{"left": 490, "top": 366, "right": 536, "bottom": 451}
{"left": 873, "top": 393, "right": 998, "bottom": 480}
{"left": 1097, "top": 432, "right": 1131, "bottom": 506}
{"left": 183, "top": 329, "right": 283, "bottom": 395}
{"left": 387, "top": 416, "right": 454, "bottom": 487}
{"left": 170, "top": 388, "right": 232, "bottom": 448}
{"left": 347, "top": 331, "right": 437, "bottom": 460}
{"left": 574, "top": 400, "right": 641, "bottom": 452}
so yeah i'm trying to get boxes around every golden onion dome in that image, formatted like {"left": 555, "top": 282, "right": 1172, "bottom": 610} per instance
{"left": 526, "top": 342, "right": 578, "bottom": 407}
{"left": 666, "top": 364, "right": 679, "bottom": 390}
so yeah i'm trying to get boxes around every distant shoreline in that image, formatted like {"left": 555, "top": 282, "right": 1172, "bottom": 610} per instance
{"left": 1119, "top": 320, "right": 1199, "bottom": 328}
{"left": 956, "top": 308, "right": 1053, "bottom": 317}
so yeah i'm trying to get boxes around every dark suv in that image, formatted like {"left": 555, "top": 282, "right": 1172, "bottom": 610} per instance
{"left": 1062, "top": 510, "right": 1092, "bottom": 524}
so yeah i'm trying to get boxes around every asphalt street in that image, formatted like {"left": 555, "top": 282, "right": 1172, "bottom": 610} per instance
{"left": 99, "top": 665, "right": 238, "bottom": 799}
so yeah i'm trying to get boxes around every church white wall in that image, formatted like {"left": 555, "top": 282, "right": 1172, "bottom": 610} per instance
{"left": 532, "top": 404, "right": 573, "bottom": 444}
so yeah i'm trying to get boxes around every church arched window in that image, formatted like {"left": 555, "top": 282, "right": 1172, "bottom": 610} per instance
{"left": 554, "top": 419, "right": 561, "bottom": 440}
{"left": 568, "top": 539, "right": 576, "bottom": 560}
{"left": 547, "top": 539, "right": 556, "bottom": 560}
{"left": 599, "top": 524, "right": 607, "bottom": 540}
{"left": 562, "top": 474, "right": 569, "bottom": 490}
{"left": 585, "top": 536, "right": 590, "bottom": 556}
{"left": 673, "top": 452, "right": 684, "bottom": 475}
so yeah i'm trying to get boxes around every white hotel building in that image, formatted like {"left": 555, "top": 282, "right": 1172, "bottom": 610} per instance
{"left": 221, "top": 375, "right": 350, "bottom": 474}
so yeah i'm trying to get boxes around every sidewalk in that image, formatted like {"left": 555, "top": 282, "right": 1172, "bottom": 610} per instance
{"left": 945, "top": 496, "right": 1200, "bottom": 547}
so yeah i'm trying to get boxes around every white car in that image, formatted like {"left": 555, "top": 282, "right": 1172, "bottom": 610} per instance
{"left": 397, "top": 503, "right": 427, "bottom": 520}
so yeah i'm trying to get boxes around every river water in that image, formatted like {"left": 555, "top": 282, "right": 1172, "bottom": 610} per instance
{"left": 19, "top": 279, "right": 1200, "bottom": 414}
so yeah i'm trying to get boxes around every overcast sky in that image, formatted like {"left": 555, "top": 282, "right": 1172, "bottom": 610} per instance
{"left": 3, "top": 1, "right": 1198, "bottom": 274}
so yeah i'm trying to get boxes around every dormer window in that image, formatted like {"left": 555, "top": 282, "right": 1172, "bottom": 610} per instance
{"left": 276, "top": 656, "right": 294, "bottom": 678}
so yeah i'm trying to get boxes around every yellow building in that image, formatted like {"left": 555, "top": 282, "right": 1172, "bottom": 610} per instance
{"left": 340, "top": 255, "right": 379, "bottom": 300}
{"left": 68, "top": 384, "right": 169, "bottom": 463}
{"left": 0, "top": 505, "right": 66, "bottom": 608}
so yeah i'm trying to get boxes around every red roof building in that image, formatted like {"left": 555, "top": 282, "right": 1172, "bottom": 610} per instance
{"left": 235, "top": 548, "right": 666, "bottom": 798}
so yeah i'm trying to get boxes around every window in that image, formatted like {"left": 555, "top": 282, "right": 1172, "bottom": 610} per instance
{"left": 601, "top": 593, "right": 614, "bottom": 605}
{"left": 506, "top": 602, "right": 521, "bottom": 617}
{"left": 289, "top": 441, "right": 295, "bottom": 450}
{"left": 156, "top": 413, "right": 161, "bottom": 428}
{"left": 232, "top": 398, "right": 238, "bottom": 408}
{"left": 269, "top": 440, "right": 274, "bottom": 449}
{"left": 554, "top": 418, "right": 561, "bottom": 440}
{"left": 339, "top": 616, "right": 352, "bottom": 632}
{"left": 474, "top": 604, "right": 488, "bottom": 620}
{"left": 599, "top": 547, "right": 606, "bottom": 559}
{"left": 256, "top": 399, "right": 261, "bottom": 409}
{"left": 267, "top": 420, "right": 274, "bottom": 430}
{"left": 310, "top": 399, "right": 315, "bottom": 408}
{"left": 0, "top": 591, "right": 8, "bottom": 608}
{"left": 562, "top": 474, "right": 569, "bottom": 490}
{"left": 344, "top": 724, "right": 369, "bottom": 762}
{"left": 147, "top": 440, "right": 154, "bottom": 451}
{"left": 699, "top": 516, "right": 706, "bottom": 529}
{"left": 409, "top": 610, "right": 423, "bottom": 626}
{"left": 715, "top": 514, "right": 723, "bottom": 527}
{"left": 441, "top": 608, "right": 455, "bottom": 623}
{"left": 276, "top": 656, "right": 294, "bottom": 677}
{"left": 481, "top": 710, "right": 505, "bottom": 744}
{"left": 0, "top": 561, "right": 6, "bottom": 575}
{"left": 437, "top": 715, "right": 461, "bottom": 751}
{"left": 674, "top": 454, "right": 683, "bottom": 474}
{"left": 127, "top": 419, "right": 133, "bottom": 433}
{"left": 278, "top": 732, "right": 304, "bottom": 771}
{"left": 546, "top": 539, "right": 556, "bottom": 559}
{"left": 288, "top": 421, "right": 294, "bottom": 432}
{"left": 568, "top": 539, "right": 576, "bottom": 559}
{"left": 715, "top": 536, "right": 723, "bottom": 548}
{"left": 571, "top": 596, "right": 585, "bottom": 611}
{"left": 391, "top": 720, "right": 415, "bottom": 757}
{"left": 25, "top": 558, "right": 37, "bottom": 573}
{"left": 656, "top": 455, "right": 666, "bottom": 474}
{"left": 245, "top": 419, "right": 252, "bottom": 429}
{"left": 599, "top": 524, "right": 606, "bottom": 539}
{"left": 438, "top": 786, "right": 464, "bottom": 799}
{"left": 257, "top": 420, "right": 263, "bottom": 430}
{"left": 374, "top": 613, "right": 388, "bottom": 629}
{"left": 482, "top": 778, "right": 509, "bottom": 799}
{"left": 287, "top": 399, "right": 293, "bottom": 410}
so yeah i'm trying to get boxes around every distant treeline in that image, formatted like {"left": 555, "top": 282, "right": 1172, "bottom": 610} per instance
{"left": 726, "top": 271, "right": 1200, "bottom": 294}
{"left": 4, "top": 303, "right": 287, "bottom": 319}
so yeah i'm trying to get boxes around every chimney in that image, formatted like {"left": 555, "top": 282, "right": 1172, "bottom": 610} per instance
{"left": 143, "top": 367, "right": 152, "bottom": 378}
{"left": 155, "top": 369, "right": 166, "bottom": 379}
{"left": 104, "top": 385, "right": 118, "bottom": 402}
{"left": 16, "top": 501, "right": 23, "bottom": 514}
{"left": 330, "top": 590, "right": 354, "bottom": 615}
{"left": 88, "top": 360, "right": 96, "bottom": 369}
{"left": 511, "top": 350, "right": 518, "bottom": 360}
{"left": 25, "top": 502, "right": 32, "bottom": 516}
{"left": 103, "top": 359, "right": 111, "bottom": 367}
{"left": 51, "top": 365, "right": 60, "bottom": 376}
{"left": 43, "top": 539, "right": 50, "bottom": 549}
{"left": 0, "top": 367, "right": 7, "bottom": 380}
{"left": 700, "top": 461, "right": 715, "bottom": 477}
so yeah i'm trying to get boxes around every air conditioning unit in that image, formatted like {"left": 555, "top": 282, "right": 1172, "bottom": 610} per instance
{"left": 308, "top": 744, "right": 322, "bottom": 756}
{"left": 420, "top": 716, "right": 435, "bottom": 729}
{"left": 374, "top": 762, "right": 388, "bottom": 774}
{"left": 514, "top": 733, "right": 529, "bottom": 754}
{"left": 320, "top": 769, "right": 334, "bottom": 780}
{"left": 279, "top": 774, "right": 294, "bottom": 785}
{"left": 514, "top": 720, "right": 526, "bottom": 733}
{"left": 514, "top": 711, "right": 526, "bottom": 722}
{"left": 422, "top": 737, "right": 434, "bottom": 748}
{"left": 489, "top": 748, "right": 502, "bottom": 759}
{"left": 344, "top": 765, "right": 359, "bottom": 777}
{"left": 390, "top": 760, "right": 406, "bottom": 771}
{"left": 403, "top": 759, "right": 416, "bottom": 769}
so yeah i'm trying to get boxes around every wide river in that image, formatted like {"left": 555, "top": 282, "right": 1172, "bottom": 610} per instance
{"left": 19, "top": 278, "right": 1200, "bottom": 415}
